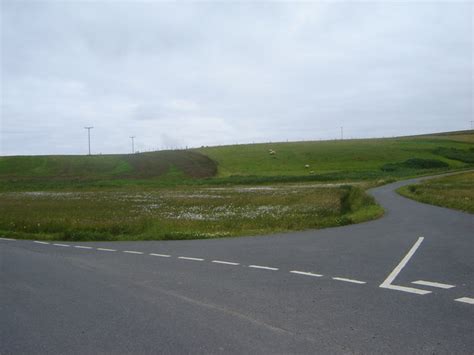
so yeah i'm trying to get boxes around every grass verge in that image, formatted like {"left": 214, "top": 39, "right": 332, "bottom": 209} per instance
{"left": 397, "top": 171, "right": 474, "bottom": 214}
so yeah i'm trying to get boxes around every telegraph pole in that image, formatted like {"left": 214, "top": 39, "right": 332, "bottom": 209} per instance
{"left": 340, "top": 126, "right": 343, "bottom": 140}
{"left": 84, "top": 126, "right": 93, "bottom": 155}
{"left": 130, "top": 136, "right": 135, "bottom": 154}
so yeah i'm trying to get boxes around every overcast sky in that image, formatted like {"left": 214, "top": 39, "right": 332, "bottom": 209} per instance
{"left": 1, "top": 1, "right": 472, "bottom": 156}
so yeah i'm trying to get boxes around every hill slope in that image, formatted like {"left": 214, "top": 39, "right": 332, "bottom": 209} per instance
{"left": 0, "top": 150, "right": 217, "bottom": 180}
{"left": 0, "top": 130, "right": 473, "bottom": 190}
{"left": 197, "top": 131, "right": 474, "bottom": 178}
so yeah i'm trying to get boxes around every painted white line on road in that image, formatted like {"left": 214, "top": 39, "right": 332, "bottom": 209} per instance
{"left": 290, "top": 271, "right": 323, "bottom": 277}
{"left": 332, "top": 277, "right": 366, "bottom": 284}
{"left": 150, "top": 253, "right": 171, "bottom": 258}
{"left": 97, "top": 248, "right": 116, "bottom": 252}
{"left": 455, "top": 297, "right": 474, "bottom": 305}
{"left": 53, "top": 243, "right": 70, "bottom": 247}
{"left": 412, "top": 280, "right": 455, "bottom": 289}
{"left": 381, "top": 285, "right": 430, "bottom": 295}
{"left": 379, "top": 237, "right": 431, "bottom": 295}
{"left": 248, "top": 265, "right": 279, "bottom": 271}
{"left": 212, "top": 260, "right": 240, "bottom": 266}
{"left": 0, "top": 237, "right": 15, "bottom": 241}
{"left": 34, "top": 241, "right": 50, "bottom": 245}
{"left": 179, "top": 256, "right": 204, "bottom": 261}
{"left": 74, "top": 245, "right": 92, "bottom": 249}
{"left": 123, "top": 250, "right": 143, "bottom": 255}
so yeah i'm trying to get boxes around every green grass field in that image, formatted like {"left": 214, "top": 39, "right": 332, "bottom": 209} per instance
{"left": 1, "top": 131, "right": 473, "bottom": 191}
{"left": 398, "top": 171, "right": 474, "bottom": 213}
{"left": 0, "top": 184, "right": 382, "bottom": 241}
{"left": 198, "top": 134, "right": 472, "bottom": 178}
{"left": 0, "top": 130, "right": 472, "bottom": 241}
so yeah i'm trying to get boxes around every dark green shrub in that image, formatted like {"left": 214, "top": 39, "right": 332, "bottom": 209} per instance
{"left": 381, "top": 158, "right": 448, "bottom": 171}
{"left": 433, "top": 147, "right": 474, "bottom": 163}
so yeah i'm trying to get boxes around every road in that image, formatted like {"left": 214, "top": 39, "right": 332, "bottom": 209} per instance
{"left": 1, "top": 175, "right": 473, "bottom": 354}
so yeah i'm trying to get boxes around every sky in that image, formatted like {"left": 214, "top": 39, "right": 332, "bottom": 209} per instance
{"left": 1, "top": 1, "right": 473, "bottom": 156}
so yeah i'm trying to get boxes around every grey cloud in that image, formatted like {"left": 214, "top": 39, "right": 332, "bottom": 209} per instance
{"left": 1, "top": 1, "right": 472, "bottom": 155}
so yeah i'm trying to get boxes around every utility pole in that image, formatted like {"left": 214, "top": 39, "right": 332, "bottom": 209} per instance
{"left": 130, "top": 136, "right": 135, "bottom": 154}
{"left": 340, "top": 126, "right": 343, "bottom": 140}
{"left": 84, "top": 126, "right": 93, "bottom": 155}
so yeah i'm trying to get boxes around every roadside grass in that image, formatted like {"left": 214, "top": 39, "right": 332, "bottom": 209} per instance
{"left": 398, "top": 171, "right": 474, "bottom": 214}
{"left": 0, "top": 184, "right": 383, "bottom": 241}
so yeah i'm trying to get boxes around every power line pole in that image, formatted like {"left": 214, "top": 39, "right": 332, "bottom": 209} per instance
{"left": 341, "top": 126, "right": 343, "bottom": 140}
{"left": 84, "top": 126, "right": 93, "bottom": 155}
{"left": 130, "top": 136, "right": 135, "bottom": 154}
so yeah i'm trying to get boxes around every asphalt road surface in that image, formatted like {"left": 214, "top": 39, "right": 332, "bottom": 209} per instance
{"left": 1, "top": 174, "right": 473, "bottom": 354}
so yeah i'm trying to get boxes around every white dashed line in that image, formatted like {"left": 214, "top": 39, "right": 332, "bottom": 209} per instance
{"left": 455, "top": 297, "right": 474, "bottom": 305}
{"left": 178, "top": 256, "right": 204, "bottom": 261}
{"left": 25, "top": 235, "right": 466, "bottom": 306}
{"left": 248, "top": 265, "right": 279, "bottom": 271}
{"left": 150, "top": 253, "right": 171, "bottom": 258}
{"left": 332, "top": 277, "right": 366, "bottom": 284}
{"left": 379, "top": 237, "right": 431, "bottom": 295}
{"left": 212, "top": 260, "right": 240, "bottom": 266}
{"left": 0, "top": 237, "right": 15, "bottom": 241}
{"left": 290, "top": 270, "right": 323, "bottom": 277}
{"left": 412, "top": 280, "right": 455, "bottom": 289}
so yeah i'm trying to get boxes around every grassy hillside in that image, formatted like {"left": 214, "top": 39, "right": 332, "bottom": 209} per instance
{"left": 197, "top": 132, "right": 474, "bottom": 178}
{"left": 0, "top": 130, "right": 473, "bottom": 191}
{"left": 0, "top": 150, "right": 217, "bottom": 190}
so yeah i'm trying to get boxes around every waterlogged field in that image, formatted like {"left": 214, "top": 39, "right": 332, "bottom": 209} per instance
{"left": 398, "top": 171, "right": 474, "bottom": 213}
{"left": 0, "top": 184, "right": 382, "bottom": 241}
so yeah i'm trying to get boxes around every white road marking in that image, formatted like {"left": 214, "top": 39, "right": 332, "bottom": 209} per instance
{"left": 248, "top": 265, "right": 279, "bottom": 271}
{"left": 412, "top": 280, "right": 455, "bottom": 289}
{"left": 150, "top": 253, "right": 171, "bottom": 258}
{"left": 290, "top": 270, "right": 323, "bottom": 277}
{"left": 53, "top": 243, "right": 70, "bottom": 247}
{"left": 34, "top": 241, "right": 50, "bottom": 245}
{"left": 0, "top": 237, "right": 15, "bottom": 241}
{"left": 379, "top": 237, "right": 431, "bottom": 295}
{"left": 74, "top": 245, "right": 93, "bottom": 249}
{"left": 123, "top": 250, "right": 143, "bottom": 255}
{"left": 212, "top": 260, "right": 240, "bottom": 266}
{"left": 178, "top": 256, "right": 204, "bottom": 261}
{"left": 332, "top": 277, "right": 366, "bottom": 284}
{"left": 97, "top": 248, "right": 116, "bottom": 252}
{"left": 455, "top": 297, "right": 474, "bottom": 305}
